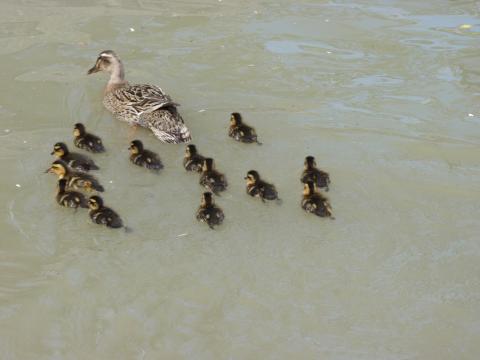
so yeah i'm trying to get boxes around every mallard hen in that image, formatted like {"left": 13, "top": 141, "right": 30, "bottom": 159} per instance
{"left": 87, "top": 50, "right": 191, "bottom": 144}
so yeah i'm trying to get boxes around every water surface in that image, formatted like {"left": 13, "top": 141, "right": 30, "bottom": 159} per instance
{"left": 1, "top": 0, "right": 480, "bottom": 358}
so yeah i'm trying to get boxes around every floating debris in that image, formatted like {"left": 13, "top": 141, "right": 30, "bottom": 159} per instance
{"left": 177, "top": 233, "right": 188, "bottom": 237}
{"left": 326, "top": 51, "right": 332, "bottom": 54}
{"left": 468, "top": 113, "right": 474, "bottom": 117}
{"left": 129, "top": 28, "right": 135, "bottom": 32}
{"left": 198, "top": 109, "right": 206, "bottom": 113}
{"left": 4, "top": 129, "right": 10, "bottom": 133}
{"left": 459, "top": 24, "right": 472, "bottom": 30}
{"left": 15, "top": 184, "right": 21, "bottom": 188}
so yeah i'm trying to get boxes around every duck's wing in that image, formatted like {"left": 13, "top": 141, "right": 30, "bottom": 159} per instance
{"left": 113, "top": 84, "right": 179, "bottom": 116}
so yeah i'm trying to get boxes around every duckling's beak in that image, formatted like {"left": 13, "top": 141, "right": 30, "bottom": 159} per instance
{"left": 44, "top": 167, "right": 52, "bottom": 173}
{"left": 50, "top": 151, "right": 54, "bottom": 155}
{"left": 244, "top": 176, "right": 248, "bottom": 180}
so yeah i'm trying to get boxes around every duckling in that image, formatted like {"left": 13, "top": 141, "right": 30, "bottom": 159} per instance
{"left": 46, "top": 160, "right": 104, "bottom": 192}
{"left": 88, "top": 195, "right": 124, "bottom": 229}
{"left": 244, "top": 170, "right": 280, "bottom": 202}
{"left": 228, "top": 112, "right": 262, "bottom": 145}
{"left": 301, "top": 182, "right": 334, "bottom": 219}
{"left": 87, "top": 50, "right": 191, "bottom": 143}
{"left": 56, "top": 179, "right": 88, "bottom": 209}
{"left": 199, "top": 158, "right": 227, "bottom": 195}
{"left": 301, "top": 156, "right": 330, "bottom": 191}
{"left": 128, "top": 140, "right": 163, "bottom": 171}
{"left": 51, "top": 142, "right": 99, "bottom": 172}
{"left": 196, "top": 192, "right": 224, "bottom": 229}
{"left": 73, "top": 123, "right": 105, "bottom": 153}
{"left": 183, "top": 144, "right": 205, "bottom": 172}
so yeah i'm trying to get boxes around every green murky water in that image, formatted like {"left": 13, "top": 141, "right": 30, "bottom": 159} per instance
{"left": 1, "top": 0, "right": 480, "bottom": 358}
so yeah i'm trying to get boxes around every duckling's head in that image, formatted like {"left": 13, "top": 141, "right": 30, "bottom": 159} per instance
{"left": 57, "top": 178, "right": 67, "bottom": 192}
{"left": 51, "top": 142, "right": 69, "bottom": 157}
{"left": 304, "top": 156, "right": 316, "bottom": 169}
{"left": 73, "top": 123, "right": 85, "bottom": 137}
{"left": 230, "top": 112, "right": 242, "bottom": 126}
{"left": 46, "top": 160, "right": 68, "bottom": 177}
{"left": 203, "top": 158, "right": 215, "bottom": 171}
{"left": 201, "top": 192, "right": 214, "bottom": 207}
{"left": 244, "top": 170, "right": 260, "bottom": 185}
{"left": 128, "top": 140, "right": 143, "bottom": 154}
{"left": 303, "top": 181, "right": 316, "bottom": 196}
{"left": 88, "top": 195, "right": 104, "bottom": 210}
{"left": 185, "top": 144, "right": 197, "bottom": 157}
{"left": 87, "top": 50, "right": 120, "bottom": 75}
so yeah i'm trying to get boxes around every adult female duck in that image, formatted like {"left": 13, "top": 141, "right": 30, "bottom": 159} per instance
{"left": 87, "top": 50, "right": 191, "bottom": 144}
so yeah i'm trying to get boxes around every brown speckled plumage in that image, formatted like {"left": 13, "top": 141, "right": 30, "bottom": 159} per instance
{"left": 88, "top": 50, "right": 191, "bottom": 144}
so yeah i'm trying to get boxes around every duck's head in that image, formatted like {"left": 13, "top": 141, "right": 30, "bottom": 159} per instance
{"left": 244, "top": 170, "right": 260, "bottom": 185}
{"left": 304, "top": 156, "right": 316, "bottom": 169}
{"left": 51, "top": 142, "right": 69, "bottom": 157}
{"left": 87, "top": 50, "right": 120, "bottom": 75}
{"left": 230, "top": 112, "right": 242, "bottom": 126}
{"left": 73, "top": 123, "right": 85, "bottom": 137}
{"left": 88, "top": 195, "right": 103, "bottom": 210}
{"left": 46, "top": 160, "right": 68, "bottom": 177}
{"left": 57, "top": 178, "right": 67, "bottom": 192}
{"left": 201, "top": 192, "right": 214, "bottom": 207}
{"left": 202, "top": 158, "right": 215, "bottom": 172}
{"left": 185, "top": 144, "right": 197, "bottom": 157}
{"left": 128, "top": 140, "right": 143, "bottom": 154}
{"left": 303, "top": 181, "right": 316, "bottom": 196}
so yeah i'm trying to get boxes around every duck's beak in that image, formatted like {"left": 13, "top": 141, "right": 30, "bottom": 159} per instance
{"left": 87, "top": 59, "right": 101, "bottom": 75}
{"left": 87, "top": 65, "right": 100, "bottom": 75}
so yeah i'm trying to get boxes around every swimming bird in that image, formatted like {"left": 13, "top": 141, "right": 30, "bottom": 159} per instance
{"left": 196, "top": 192, "right": 224, "bottom": 229}
{"left": 199, "top": 158, "right": 227, "bottom": 195}
{"left": 87, "top": 50, "right": 191, "bottom": 144}
{"left": 56, "top": 179, "right": 88, "bottom": 209}
{"left": 183, "top": 144, "right": 205, "bottom": 172}
{"left": 301, "top": 181, "right": 333, "bottom": 219}
{"left": 228, "top": 112, "right": 261, "bottom": 144}
{"left": 46, "top": 160, "right": 104, "bottom": 192}
{"left": 51, "top": 142, "right": 99, "bottom": 172}
{"left": 128, "top": 140, "right": 163, "bottom": 171}
{"left": 73, "top": 123, "right": 105, "bottom": 153}
{"left": 88, "top": 195, "right": 124, "bottom": 229}
{"left": 301, "top": 156, "right": 330, "bottom": 191}
{"left": 244, "top": 170, "right": 280, "bottom": 202}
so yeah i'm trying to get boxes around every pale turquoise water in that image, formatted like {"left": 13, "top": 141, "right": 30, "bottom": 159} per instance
{"left": 1, "top": 0, "right": 480, "bottom": 358}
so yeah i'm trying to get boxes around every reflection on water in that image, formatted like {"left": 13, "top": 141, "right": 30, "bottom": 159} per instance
{"left": 1, "top": 0, "right": 480, "bottom": 358}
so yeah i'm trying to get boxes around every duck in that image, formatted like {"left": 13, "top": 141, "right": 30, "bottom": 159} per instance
{"left": 228, "top": 112, "right": 262, "bottom": 144}
{"left": 56, "top": 179, "right": 88, "bottom": 209}
{"left": 199, "top": 158, "right": 227, "bottom": 195}
{"left": 183, "top": 144, "right": 205, "bottom": 172}
{"left": 51, "top": 142, "right": 99, "bottom": 172}
{"left": 128, "top": 140, "right": 163, "bottom": 171}
{"left": 87, "top": 50, "right": 191, "bottom": 144}
{"left": 73, "top": 123, "right": 105, "bottom": 153}
{"left": 301, "top": 156, "right": 330, "bottom": 191}
{"left": 46, "top": 160, "right": 104, "bottom": 192}
{"left": 301, "top": 181, "right": 334, "bottom": 219}
{"left": 196, "top": 192, "right": 224, "bottom": 229}
{"left": 88, "top": 195, "right": 124, "bottom": 229}
{"left": 244, "top": 170, "right": 280, "bottom": 202}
